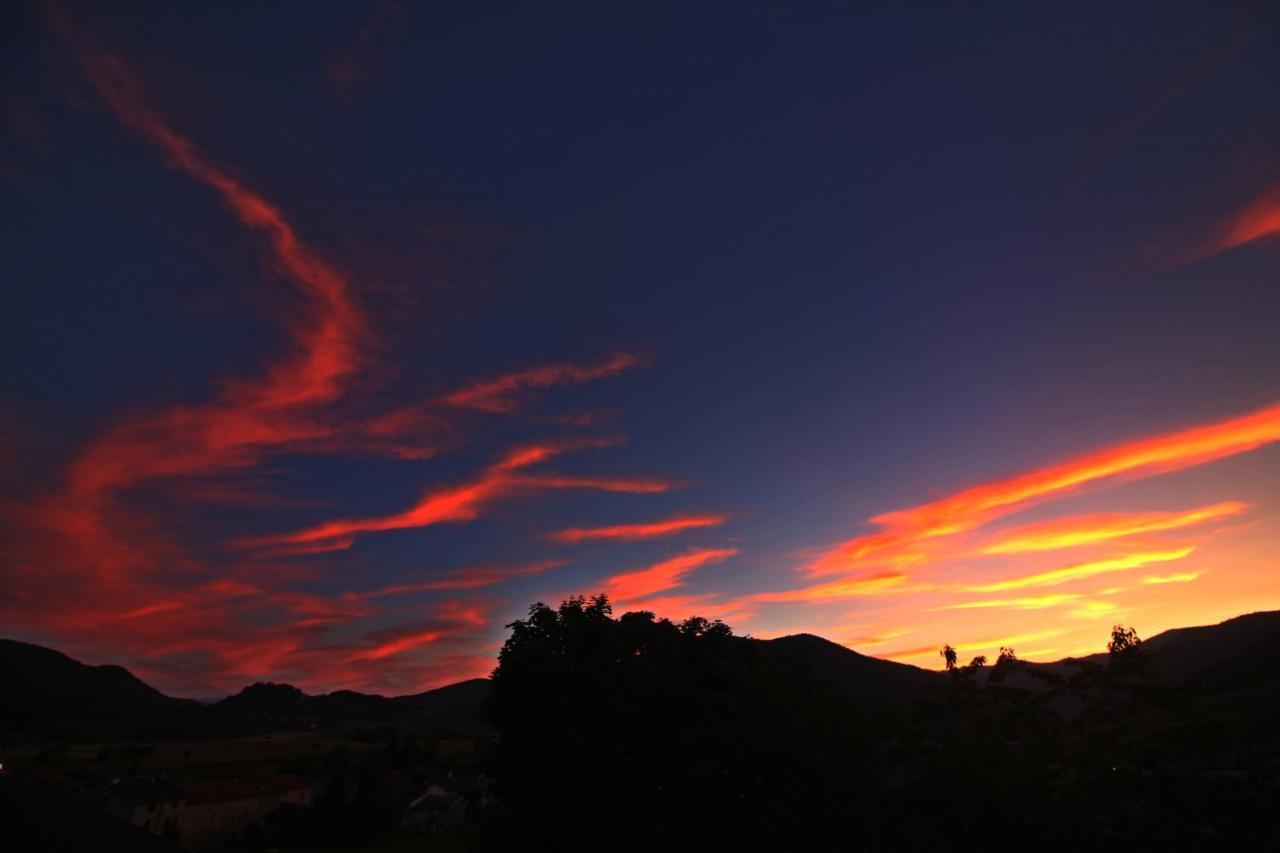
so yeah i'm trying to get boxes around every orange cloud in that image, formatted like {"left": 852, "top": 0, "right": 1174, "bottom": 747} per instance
{"left": 812, "top": 401, "right": 1280, "bottom": 576}
{"left": 440, "top": 352, "right": 644, "bottom": 413}
{"left": 935, "top": 593, "right": 1084, "bottom": 611}
{"left": 981, "top": 501, "right": 1246, "bottom": 555}
{"left": 545, "top": 513, "right": 727, "bottom": 544}
{"left": 967, "top": 548, "right": 1194, "bottom": 592}
{"left": 749, "top": 571, "right": 916, "bottom": 604}
{"left": 604, "top": 548, "right": 739, "bottom": 604}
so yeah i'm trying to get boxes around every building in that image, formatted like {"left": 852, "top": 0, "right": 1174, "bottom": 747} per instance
{"left": 104, "top": 775, "right": 187, "bottom": 839}
{"left": 402, "top": 785, "right": 469, "bottom": 833}
{"left": 179, "top": 778, "right": 265, "bottom": 849}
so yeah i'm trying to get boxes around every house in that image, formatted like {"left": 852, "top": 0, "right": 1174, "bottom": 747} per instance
{"left": 403, "top": 785, "right": 469, "bottom": 833}
{"left": 2, "top": 768, "right": 189, "bottom": 852}
{"left": 265, "top": 773, "right": 314, "bottom": 807}
{"left": 440, "top": 769, "right": 495, "bottom": 811}
{"left": 178, "top": 778, "right": 272, "bottom": 850}
{"left": 104, "top": 775, "right": 187, "bottom": 839}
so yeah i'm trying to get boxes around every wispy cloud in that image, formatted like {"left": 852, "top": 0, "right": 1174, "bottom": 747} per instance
{"left": 967, "top": 548, "right": 1194, "bottom": 592}
{"left": 354, "top": 560, "right": 565, "bottom": 598}
{"left": 1143, "top": 571, "right": 1203, "bottom": 585}
{"left": 811, "top": 401, "right": 1280, "bottom": 576}
{"left": 934, "top": 593, "right": 1084, "bottom": 611}
{"left": 440, "top": 352, "right": 644, "bottom": 413}
{"left": 749, "top": 571, "right": 916, "bottom": 604}
{"left": 1217, "top": 182, "right": 1280, "bottom": 253}
{"left": 328, "top": 0, "right": 403, "bottom": 102}
{"left": 980, "top": 502, "right": 1246, "bottom": 555}
{"left": 241, "top": 440, "right": 674, "bottom": 550}
{"left": 604, "top": 547, "right": 739, "bottom": 604}
{"left": 545, "top": 513, "right": 727, "bottom": 544}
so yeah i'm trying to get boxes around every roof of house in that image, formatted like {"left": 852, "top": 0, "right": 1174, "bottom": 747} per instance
{"left": 407, "top": 792, "right": 465, "bottom": 812}
{"left": 442, "top": 771, "right": 493, "bottom": 794}
{"left": 266, "top": 774, "right": 313, "bottom": 794}
{"left": 111, "top": 775, "right": 185, "bottom": 805}
{"left": 181, "top": 778, "right": 263, "bottom": 805}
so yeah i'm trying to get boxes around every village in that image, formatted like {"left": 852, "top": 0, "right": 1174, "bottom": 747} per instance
{"left": 5, "top": 727, "right": 495, "bottom": 851}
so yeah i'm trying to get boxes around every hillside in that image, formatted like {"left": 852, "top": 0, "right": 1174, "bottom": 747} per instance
{"left": 6, "top": 609, "right": 1280, "bottom": 738}
{"left": 0, "top": 638, "right": 199, "bottom": 735}
{"left": 213, "top": 677, "right": 491, "bottom": 731}
{"left": 755, "top": 632, "right": 939, "bottom": 706}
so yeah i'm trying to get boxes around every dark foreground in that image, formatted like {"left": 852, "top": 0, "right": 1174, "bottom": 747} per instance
{"left": 4, "top": 603, "right": 1280, "bottom": 851}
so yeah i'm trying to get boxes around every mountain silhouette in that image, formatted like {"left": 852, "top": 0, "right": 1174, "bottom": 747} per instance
{"left": 753, "top": 632, "right": 938, "bottom": 706}
{"left": 5, "top": 609, "right": 1280, "bottom": 737}
{"left": 0, "top": 638, "right": 200, "bottom": 735}
{"left": 0, "top": 638, "right": 491, "bottom": 737}
{"left": 1041, "top": 609, "right": 1280, "bottom": 685}
{"left": 213, "top": 677, "right": 490, "bottom": 730}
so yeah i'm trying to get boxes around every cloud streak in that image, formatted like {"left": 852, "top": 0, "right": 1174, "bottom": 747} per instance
{"left": 1218, "top": 182, "right": 1280, "bottom": 253}
{"left": 243, "top": 440, "right": 676, "bottom": 549}
{"left": 811, "top": 401, "right": 1280, "bottom": 576}
{"left": 967, "top": 548, "right": 1194, "bottom": 593}
{"left": 980, "top": 502, "right": 1246, "bottom": 555}
{"left": 604, "top": 548, "right": 739, "bottom": 604}
{"left": 545, "top": 513, "right": 727, "bottom": 544}
{"left": 440, "top": 352, "right": 643, "bottom": 413}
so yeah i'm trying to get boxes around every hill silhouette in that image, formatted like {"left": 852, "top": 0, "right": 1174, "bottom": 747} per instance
{"left": 0, "top": 639, "right": 200, "bottom": 737}
{"left": 0, "top": 639, "right": 489, "bottom": 738}
{"left": 6, "top": 609, "right": 1280, "bottom": 738}
{"left": 756, "top": 631, "right": 938, "bottom": 705}
{"left": 213, "top": 677, "right": 490, "bottom": 730}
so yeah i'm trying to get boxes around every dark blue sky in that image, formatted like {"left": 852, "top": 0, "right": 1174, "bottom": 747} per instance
{"left": 3, "top": 1, "right": 1279, "bottom": 694}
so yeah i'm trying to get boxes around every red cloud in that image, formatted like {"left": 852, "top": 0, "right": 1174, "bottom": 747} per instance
{"left": 545, "top": 513, "right": 727, "bottom": 544}
{"left": 355, "top": 560, "right": 566, "bottom": 598}
{"left": 241, "top": 439, "right": 677, "bottom": 550}
{"left": 1219, "top": 182, "right": 1280, "bottom": 253}
{"left": 439, "top": 352, "right": 644, "bottom": 413}
{"left": 604, "top": 547, "right": 739, "bottom": 604}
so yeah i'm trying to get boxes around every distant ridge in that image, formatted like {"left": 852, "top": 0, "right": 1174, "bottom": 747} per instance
{"left": 0, "top": 638, "right": 200, "bottom": 731}
{"left": 5, "top": 609, "right": 1280, "bottom": 734}
{"left": 212, "top": 677, "right": 491, "bottom": 729}
{"left": 754, "top": 632, "right": 938, "bottom": 706}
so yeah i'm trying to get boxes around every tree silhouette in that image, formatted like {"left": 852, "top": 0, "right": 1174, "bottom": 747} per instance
{"left": 968, "top": 655, "right": 987, "bottom": 670}
{"left": 1107, "top": 625, "right": 1141, "bottom": 657}
{"left": 487, "top": 595, "right": 808, "bottom": 849}
{"left": 941, "top": 644, "right": 958, "bottom": 671}
{"left": 989, "top": 646, "right": 1019, "bottom": 682}
{"left": 1107, "top": 624, "right": 1145, "bottom": 675}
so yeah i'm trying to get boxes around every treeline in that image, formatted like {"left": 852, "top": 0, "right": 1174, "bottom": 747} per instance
{"left": 483, "top": 596, "right": 1280, "bottom": 851}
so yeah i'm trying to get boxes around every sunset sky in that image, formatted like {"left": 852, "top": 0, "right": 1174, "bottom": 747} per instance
{"left": 2, "top": 2, "right": 1279, "bottom": 696}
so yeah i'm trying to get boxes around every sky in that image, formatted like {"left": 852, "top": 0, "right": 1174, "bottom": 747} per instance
{"left": 2, "top": 1, "right": 1279, "bottom": 697}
